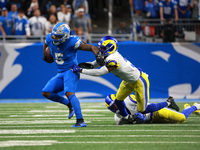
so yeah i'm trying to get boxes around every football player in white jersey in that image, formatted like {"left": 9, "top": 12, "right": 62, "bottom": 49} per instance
{"left": 105, "top": 94, "right": 200, "bottom": 125}
{"left": 72, "top": 36, "right": 179, "bottom": 123}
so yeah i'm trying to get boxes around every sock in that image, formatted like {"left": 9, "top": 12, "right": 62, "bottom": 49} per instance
{"left": 48, "top": 93, "right": 69, "bottom": 106}
{"left": 145, "top": 102, "right": 168, "bottom": 113}
{"left": 114, "top": 100, "right": 128, "bottom": 117}
{"left": 182, "top": 106, "right": 197, "bottom": 118}
{"left": 69, "top": 94, "right": 83, "bottom": 119}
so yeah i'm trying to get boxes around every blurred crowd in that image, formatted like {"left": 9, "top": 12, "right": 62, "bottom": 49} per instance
{"left": 0, "top": 0, "right": 92, "bottom": 42}
{"left": 0, "top": 0, "right": 199, "bottom": 42}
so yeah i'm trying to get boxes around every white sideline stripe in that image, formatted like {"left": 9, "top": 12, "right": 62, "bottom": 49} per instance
{"left": 1, "top": 135, "right": 200, "bottom": 138}
{"left": 77, "top": 130, "right": 200, "bottom": 132}
{"left": 9, "top": 114, "right": 105, "bottom": 117}
{"left": 0, "top": 140, "right": 199, "bottom": 147}
{"left": 1, "top": 129, "right": 199, "bottom": 133}
{"left": 0, "top": 120, "right": 91, "bottom": 124}
{"left": 0, "top": 117, "right": 113, "bottom": 120}
{"left": 28, "top": 109, "right": 106, "bottom": 112}
{"left": 0, "top": 130, "right": 75, "bottom": 134}
{"left": 58, "top": 141, "right": 200, "bottom": 144}
{"left": 1, "top": 124, "right": 200, "bottom": 128}
{"left": 46, "top": 105, "right": 105, "bottom": 108}
{"left": 0, "top": 140, "right": 57, "bottom": 147}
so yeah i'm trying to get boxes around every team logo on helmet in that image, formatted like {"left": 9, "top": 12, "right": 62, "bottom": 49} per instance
{"left": 98, "top": 36, "right": 118, "bottom": 56}
{"left": 51, "top": 22, "right": 70, "bottom": 46}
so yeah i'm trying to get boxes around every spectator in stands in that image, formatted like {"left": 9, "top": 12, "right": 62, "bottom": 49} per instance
{"left": 0, "top": 0, "right": 7, "bottom": 9}
{"left": 129, "top": 0, "right": 145, "bottom": 19}
{"left": 72, "top": 8, "right": 91, "bottom": 33}
{"left": 13, "top": 9, "right": 30, "bottom": 37}
{"left": 28, "top": 9, "right": 47, "bottom": 36}
{"left": 0, "top": 7, "right": 13, "bottom": 36}
{"left": 145, "top": 0, "right": 159, "bottom": 18}
{"left": 191, "top": 0, "right": 198, "bottom": 19}
{"left": 66, "top": 4, "right": 74, "bottom": 19}
{"left": 159, "top": 0, "right": 178, "bottom": 21}
{"left": 79, "top": 5, "right": 91, "bottom": 20}
{"left": 114, "top": 21, "right": 132, "bottom": 34}
{"left": 57, "top": 4, "right": 71, "bottom": 25}
{"left": 47, "top": 4, "right": 57, "bottom": 19}
{"left": 72, "top": 8, "right": 91, "bottom": 42}
{"left": 8, "top": 4, "right": 18, "bottom": 21}
{"left": 176, "top": 0, "right": 193, "bottom": 19}
{"left": 75, "top": 27, "right": 86, "bottom": 41}
{"left": 45, "top": 14, "right": 57, "bottom": 35}
{"left": 72, "top": 0, "right": 89, "bottom": 13}
{"left": 27, "top": 0, "right": 39, "bottom": 17}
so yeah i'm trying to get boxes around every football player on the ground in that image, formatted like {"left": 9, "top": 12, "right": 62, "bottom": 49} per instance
{"left": 42, "top": 22, "right": 104, "bottom": 127}
{"left": 72, "top": 36, "right": 179, "bottom": 123}
{"left": 105, "top": 94, "right": 200, "bottom": 125}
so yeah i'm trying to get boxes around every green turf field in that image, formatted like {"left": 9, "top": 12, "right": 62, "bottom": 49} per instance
{"left": 0, "top": 102, "right": 200, "bottom": 150}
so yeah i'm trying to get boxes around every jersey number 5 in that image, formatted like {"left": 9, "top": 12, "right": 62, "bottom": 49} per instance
{"left": 55, "top": 53, "right": 64, "bottom": 65}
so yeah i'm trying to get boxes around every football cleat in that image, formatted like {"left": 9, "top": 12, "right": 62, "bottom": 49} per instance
{"left": 67, "top": 102, "right": 75, "bottom": 119}
{"left": 72, "top": 119, "right": 87, "bottom": 128}
{"left": 193, "top": 103, "right": 200, "bottom": 116}
{"left": 166, "top": 96, "right": 180, "bottom": 111}
{"left": 184, "top": 103, "right": 191, "bottom": 109}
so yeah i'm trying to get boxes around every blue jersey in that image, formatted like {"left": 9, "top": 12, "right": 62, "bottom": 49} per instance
{"left": 45, "top": 34, "right": 82, "bottom": 72}
{"left": 145, "top": 1, "right": 159, "bottom": 18}
{"left": 14, "top": 16, "right": 29, "bottom": 35}
{"left": 0, "top": 15, "right": 13, "bottom": 35}
{"left": 159, "top": 0, "right": 177, "bottom": 19}
{"left": 8, "top": 11, "right": 18, "bottom": 21}
{"left": 133, "top": 0, "right": 145, "bottom": 11}
{"left": 0, "top": 0, "right": 7, "bottom": 9}
{"left": 175, "top": 0, "right": 191, "bottom": 18}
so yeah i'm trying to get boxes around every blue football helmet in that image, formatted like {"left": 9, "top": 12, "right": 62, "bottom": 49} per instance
{"left": 98, "top": 36, "right": 118, "bottom": 56}
{"left": 51, "top": 22, "right": 70, "bottom": 45}
{"left": 105, "top": 94, "right": 118, "bottom": 113}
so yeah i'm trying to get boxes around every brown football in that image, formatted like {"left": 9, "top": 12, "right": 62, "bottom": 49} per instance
{"left": 45, "top": 47, "right": 54, "bottom": 63}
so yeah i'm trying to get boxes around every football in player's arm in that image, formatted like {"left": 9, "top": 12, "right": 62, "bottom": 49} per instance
{"left": 42, "top": 22, "right": 104, "bottom": 127}
{"left": 105, "top": 94, "right": 200, "bottom": 125}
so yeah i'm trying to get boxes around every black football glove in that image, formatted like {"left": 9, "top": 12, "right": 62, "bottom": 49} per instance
{"left": 78, "top": 63, "right": 94, "bottom": 69}
{"left": 95, "top": 51, "right": 105, "bottom": 66}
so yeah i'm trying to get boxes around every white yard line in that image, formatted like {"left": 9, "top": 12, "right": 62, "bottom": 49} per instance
{"left": 0, "top": 140, "right": 198, "bottom": 148}
{"left": 0, "top": 120, "right": 91, "bottom": 124}
{"left": 0, "top": 130, "right": 75, "bottom": 134}
{"left": 9, "top": 114, "right": 106, "bottom": 117}
{"left": 1, "top": 135, "right": 200, "bottom": 138}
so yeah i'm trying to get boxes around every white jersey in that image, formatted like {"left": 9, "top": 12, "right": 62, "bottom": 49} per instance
{"left": 57, "top": 11, "right": 71, "bottom": 25}
{"left": 105, "top": 51, "right": 140, "bottom": 83}
{"left": 28, "top": 16, "right": 47, "bottom": 36}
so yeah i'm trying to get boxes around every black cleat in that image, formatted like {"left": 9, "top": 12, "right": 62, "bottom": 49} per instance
{"left": 166, "top": 96, "right": 180, "bottom": 111}
{"left": 72, "top": 119, "right": 87, "bottom": 127}
{"left": 67, "top": 102, "right": 75, "bottom": 119}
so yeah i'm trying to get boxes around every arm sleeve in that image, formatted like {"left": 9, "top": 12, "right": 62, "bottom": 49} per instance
{"left": 82, "top": 66, "right": 109, "bottom": 76}
{"left": 87, "top": 60, "right": 100, "bottom": 68}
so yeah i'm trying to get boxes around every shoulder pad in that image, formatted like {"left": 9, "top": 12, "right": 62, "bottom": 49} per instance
{"left": 106, "top": 59, "right": 119, "bottom": 68}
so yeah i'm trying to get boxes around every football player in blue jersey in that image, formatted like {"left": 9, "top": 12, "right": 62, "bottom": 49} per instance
{"left": 105, "top": 94, "right": 200, "bottom": 125}
{"left": 42, "top": 22, "right": 104, "bottom": 127}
